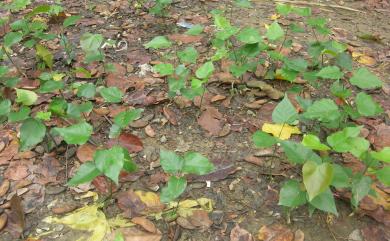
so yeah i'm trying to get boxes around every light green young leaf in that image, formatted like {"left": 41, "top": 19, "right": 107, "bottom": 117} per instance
{"left": 144, "top": 36, "right": 172, "bottom": 49}
{"left": 302, "top": 134, "right": 330, "bottom": 151}
{"left": 160, "top": 149, "right": 184, "bottom": 174}
{"left": 67, "top": 161, "right": 101, "bottom": 186}
{"left": 19, "top": 118, "right": 46, "bottom": 151}
{"left": 0, "top": 99, "right": 11, "bottom": 116}
{"left": 36, "top": 44, "right": 53, "bottom": 68}
{"left": 99, "top": 87, "right": 123, "bottom": 103}
{"left": 284, "top": 58, "right": 308, "bottom": 72}
{"left": 266, "top": 21, "right": 284, "bottom": 41}
{"left": 195, "top": 61, "right": 214, "bottom": 79}
{"left": 376, "top": 166, "right": 390, "bottom": 186}
{"left": 278, "top": 180, "right": 307, "bottom": 208}
{"left": 35, "top": 111, "right": 51, "bottom": 121}
{"left": 153, "top": 63, "right": 174, "bottom": 76}
{"left": 236, "top": 27, "right": 262, "bottom": 44}
{"left": 94, "top": 146, "right": 126, "bottom": 184}
{"left": 281, "top": 141, "right": 322, "bottom": 164}
{"left": 234, "top": 0, "right": 252, "bottom": 8}
{"left": 8, "top": 106, "right": 30, "bottom": 122}
{"left": 349, "top": 68, "right": 382, "bottom": 89}
{"left": 177, "top": 46, "right": 198, "bottom": 64}
{"left": 53, "top": 122, "right": 93, "bottom": 145}
{"left": 371, "top": 147, "right": 390, "bottom": 163}
{"left": 4, "top": 31, "right": 23, "bottom": 48}
{"left": 355, "top": 92, "right": 383, "bottom": 117}
{"left": 327, "top": 126, "right": 369, "bottom": 157}
{"left": 303, "top": 161, "right": 333, "bottom": 201}
{"left": 160, "top": 176, "right": 187, "bottom": 203}
{"left": 310, "top": 188, "right": 338, "bottom": 216}
{"left": 272, "top": 95, "right": 298, "bottom": 124}
{"left": 316, "top": 66, "right": 343, "bottom": 80}
{"left": 252, "top": 130, "right": 278, "bottom": 148}
{"left": 351, "top": 174, "right": 372, "bottom": 207}
{"left": 77, "top": 83, "right": 96, "bottom": 99}
{"left": 276, "top": 4, "right": 293, "bottom": 15}
{"left": 185, "top": 25, "right": 204, "bottom": 36}
{"left": 16, "top": 89, "right": 38, "bottom": 106}
{"left": 182, "top": 152, "right": 214, "bottom": 175}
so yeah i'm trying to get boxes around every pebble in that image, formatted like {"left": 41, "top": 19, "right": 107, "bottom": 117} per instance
{"left": 160, "top": 135, "right": 167, "bottom": 143}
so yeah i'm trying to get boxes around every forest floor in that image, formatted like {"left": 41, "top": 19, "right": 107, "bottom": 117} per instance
{"left": 0, "top": 0, "right": 390, "bottom": 240}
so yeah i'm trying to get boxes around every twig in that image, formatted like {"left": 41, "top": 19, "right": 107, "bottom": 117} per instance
{"left": 273, "top": 0, "right": 364, "bottom": 13}
{"left": 2, "top": 46, "right": 27, "bottom": 78}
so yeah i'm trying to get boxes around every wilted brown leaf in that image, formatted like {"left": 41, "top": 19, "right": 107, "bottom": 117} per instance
{"left": 4, "top": 162, "right": 30, "bottom": 181}
{"left": 76, "top": 144, "right": 97, "bottom": 163}
{"left": 0, "top": 140, "right": 18, "bottom": 165}
{"left": 131, "top": 217, "right": 157, "bottom": 233}
{"left": 52, "top": 203, "right": 78, "bottom": 215}
{"left": 5, "top": 195, "right": 25, "bottom": 238}
{"left": 163, "top": 106, "right": 178, "bottom": 126}
{"left": 108, "top": 133, "right": 143, "bottom": 153}
{"left": 0, "top": 179, "right": 10, "bottom": 197}
{"left": 258, "top": 224, "right": 294, "bottom": 241}
{"left": 0, "top": 213, "right": 7, "bottom": 232}
{"left": 230, "top": 225, "right": 254, "bottom": 241}
{"left": 109, "top": 227, "right": 162, "bottom": 241}
{"left": 198, "top": 107, "right": 223, "bottom": 136}
{"left": 361, "top": 226, "right": 388, "bottom": 241}
{"left": 168, "top": 34, "right": 203, "bottom": 43}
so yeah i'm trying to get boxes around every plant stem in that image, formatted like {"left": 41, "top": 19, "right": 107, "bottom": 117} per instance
{"left": 2, "top": 46, "right": 27, "bottom": 78}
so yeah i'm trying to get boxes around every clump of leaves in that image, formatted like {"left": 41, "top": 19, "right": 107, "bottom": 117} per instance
{"left": 159, "top": 149, "right": 215, "bottom": 202}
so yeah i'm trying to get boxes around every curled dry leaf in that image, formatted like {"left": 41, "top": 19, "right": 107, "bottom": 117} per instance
{"left": 244, "top": 155, "right": 264, "bottom": 166}
{"left": 163, "top": 106, "right": 178, "bottom": 126}
{"left": 77, "top": 144, "right": 97, "bottom": 163}
{"left": 245, "top": 99, "right": 269, "bottom": 109}
{"left": 108, "top": 133, "right": 143, "bottom": 153}
{"left": 258, "top": 224, "right": 294, "bottom": 241}
{"left": 117, "top": 190, "right": 164, "bottom": 218}
{"left": 211, "top": 94, "right": 226, "bottom": 103}
{"left": 246, "top": 80, "right": 284, "bottom": 100}
{"left": 230, "top": 225, "right": 254, "bottom": 241}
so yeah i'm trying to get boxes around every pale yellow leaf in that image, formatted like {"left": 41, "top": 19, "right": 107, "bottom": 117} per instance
{"left": 262, "top": 123, "right": 301, "bottom": 140}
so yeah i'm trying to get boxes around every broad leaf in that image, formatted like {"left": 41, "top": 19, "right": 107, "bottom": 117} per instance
{"left": 99, "top": 87, "right": 123, "bottom": 103}
{"left": 19, "top": 118, "right": 46, "bottom": 151}
{"left": 153, "top": 63, "right": 174, "bottom": 76}
{"left": 351, "top": 174, "right": 372, "bottom": 207}
{"left": 66, "top": 102, "right": 93, "bottom": 119}
{"left": 160, "top": 176, "right": 187, "bottom": 203}
{"left": 355, "top": 92, "right": 383, "bottom": 117}
{"left": 16, "top": 89, "right": 38, "bottom": 106}
{"left": 94, "top": 146, "right": 126, "bottom": 184}
{"left": 8, "top": 106, "right": 30, "bottom": 122}
{"left": 0, "top": 99, "right": 11, "bottom": 116}
{"left": 266, "top": 21, "right": 284, "bottom": 41}
{"left": 195, "top": 61, "right": 214, "bottom": 79}
{"left": 376, "top": 166, "right": 390, "bottom": 186}
{"left": 114, "top": 109, "right": 143, "bottom": 128}
{"left": 63, "top": 15, "right": 81, "bottom": 28}
{"left": 371, "top": 147, "right": 390, "bottom": 163}
{"left": 262, "top": 123, "right": 301, "bottom": 140}
{"left": 185, "top": 25, "right": 204, "bottom": 36}
{"left": 316, "top": 66, "right": 343, "bottom": 80}
{"left": 279, "top": 180, "right": 307, "bottom": 208}
{"left": 160, "top": 149, "right": 184, "bottom": 174}
{"left": 53, "top": 122, "right": 93, "bottom": 145}
{"left": 177, "top": 46, "right": 198, "bottom": 64}
{"left": 67, "top": 161, "right": 101, "bottom": 186}
{"left": 281, "top": 141, "right": 322, "bottom": 164}
{"left": 349, "top": 68, "right": 382, "bottom": 89}
{"left": 331, "top": 164, "right": 351, "bottom": 188}
{"left": 77, "top": 83, "right": 96, "bottom": 99}
{"left": 327, "top": 126, "right": 369, "bottom": 157}
{"left": 310, "top": 188, "right": 338, "bottom": 215}
{"left": 4, "top": 31, "right": 23, "bottom": 48}
{"left": 284, "top": 58, "right": 308, "bottom": 72}
{"left": 303, "top": 98, "right": 340, "bottom": 123}
{"left": 272, "top": 95, "right": 298, "bottom": 124}
{"left": 302, "top": 134, "right": 330, "bottom": 151}
{"left": 144, "top": 36, "right": 172, "bottom": 49}
{"left": 303, "top": 161, "right": 333, "bottom": 201}
{"left": 183, "top": 152, "right": 214, "bottom": 175}
{"left": 236, "top": 27, "right": 262, "bottom": 44}
{"left": 36, "top": 44, "right": 53, "bottom": 68}
{"left": 80, "top": 33, "right": 103, "bottom": 51}
{"left": 252, "top": 130, "right": 278, "bottom": 148}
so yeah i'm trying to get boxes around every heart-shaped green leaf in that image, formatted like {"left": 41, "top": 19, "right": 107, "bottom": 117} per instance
{"left": 182, "top": 152, "right": 214, "bottom": 175}
{"left": 303, "top": 161, "right": 333, "bottom": 201}
{"left": 53, "top": 122, "right": 93, "bottom": 145}
{"left": 68, "top": 161, "right": 101, "bottom": 186}
{"left": 160, "top": 176, "right": 187, "bottom": 203}
{"left": 19, "top": 118, "right": 46, "bottom": 151}
{"left": 160, "top": 149, "right": 184, "bottom": 174}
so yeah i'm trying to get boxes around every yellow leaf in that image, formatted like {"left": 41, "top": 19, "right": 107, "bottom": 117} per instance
{"left": 264, "top": 23, "right": 269, "bottom": 30}
{"left": 270, "top": 14, "right": 280, "bottom": 20}
{"left": 134, "top": 190, "right": 164, "bottom": 211}
{"left": 262, "top": 123, "right": 301, "bottom": 140}
{"left": 53, "top": 73, "right": 66, "bottom": 81}
{"left": 352, "top": 52, "right": 376, "bottom": 66}
{"left": 108, "top": 215, "right": 135, "bottom": 228}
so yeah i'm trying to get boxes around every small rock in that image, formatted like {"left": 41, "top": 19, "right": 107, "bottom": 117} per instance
{"left": 211, "top": 210, "right": 224, "bottom": 225}
{"left": 160, "top": 135, "right": 167, "bottom": 143}
{"left": 34, "top": 145, "right": 45, "bottom": 154}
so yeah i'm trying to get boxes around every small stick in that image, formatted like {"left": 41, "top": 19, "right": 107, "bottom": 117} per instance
{"left": 273, "top": 0, "right": 364, "bottom": 13}
{"left": 2, "top": 46, "right": 27, "bottom": 78}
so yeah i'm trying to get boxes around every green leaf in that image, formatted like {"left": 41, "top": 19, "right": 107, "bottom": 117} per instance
{"left": 195, "top": 61, "right": 214, "bottom": 79}
{"left": 0, "top": 99, "right": 11, "bottom": 116}
{"left": 63, "top": 15, "right": 81, "bottom": 28}
{"left": 284, "top": 58, "right": 307, "bottom": 72}
{"left": 182, "top": 152, "right": 214, "bottom": 175}
{"left": 303, "top": 98, "right": 340, "bottom": 123}
{"left": 303, "top": 161, "right": 333, "bottom": 201}
{"left": 278, "top": 180, "right": 307, "bottom": 208}
{"left": 144, "top": 36, "right": 172, "bottom": 49}
{"left": 310, "top": 188, "right": 338, "bottom": 215}
{"left": 53, "top": 122, "right": 93, "bottom": 145}
{"left": 8, "top": 106, "right": 30, "bottom": 122}
{"left": 349, "top": 68, "right": 382, "bottom": 89}
{"left": 327, "top": 126, "right": 369, "bottom": 157}
{"left": 236, "top": 27, "right": 262, "bottom": 44}
{"left": 67, "top": 161, "right": 101, "bottom": 186}
{"left": 276, "top": 4, "right": 293, "bottom": 15}
{"left": 109, "top": 124, "right": 122, "bottom": 139}
{"left": 281, "top": 141, "right": 322, "bottom": 164}
{"left": 77, "top": 83, "right": 96, "bottom": 99}
{"left": 213, "top": 13, "right": 231, "bottom": 30}
{"left": 4, "top": 31, "right": 23, "bottom": 48}
{"left": 80, "top": 33, "right": 103, "bottom": 52}
{"left": 114, "top": 109, "right": 143, "bottom": 128}
{"left": 330, "top": 81, "right": 351, "bottom": 99}
{"left": 376, "top": 166, "right": 390, "bottom": 186}
{"left": 16, "top": 89, "right": 38, "bottom": 106}
{"left": 371, "top": 147, "right": 390, "bottom": 163}
{"left": 49, "top": 98, "right": 67, "bottom": 116}
{"left": 185, "top": 25, "right": 204, "bottom": 36}
{"left": 272, "top": 95, "right": 298, "bottom": 124}
{"left": 215, "top": 26, "right": 240, "bottom": 40}
{"left": 94, "top": 146, "right": 126, "bottom": 184}
{"left": 153, "top": 63, "right": 174, "bottom": 76}
{"left": 160, "top": 149, "right": 184, "bottom": 174}
{"left": 292, "top": 6, "right": 311, "bottom": 16}
{"left": 266, "top": 21, "right": 284, "bottom": 41}
{"left": 351, "top": 174, "right": 372, "bottom": 207}
{"left": 39, "top": 80, "right": 64, "bottom": 93}
{"left": 19, "top": 118, "right": 46, "bottom": 151}
{"left": 160, "top": 176, "right": 187, "bottom": 203}
{"left": 66, "top": 102, "right": 93, "bottom": 119}
{"left": 252, "top": 131, "right": 278, "bottom": 148}
{"left": 336, "top": 52, "right": 352, "bottom": 71}
{"left": 177, "top": 46, "right": 198, "bottom": 64}
{"left": 114, "top": 232, "right": 125, "bottom": 241}
{"left": 7, "top": 0, "right": 31, "bottom": 12}
{"left": 302, "top": 134, "right": 330, "bottom": 151}
{"left": 331, "top": 164, "right": 351, "bottom": 188}
{"left": 35, "top": 111, "right": 51, "bottom": 121}
{"left": 36, "top": 44, "right": 53, "bottom": 68}
{"left": 355, "top": 92, "right": 383, "bottom": 117}
{"left": 234, "top": 0, "right": 252, "bottom": 8}
{"left": 99, "top": 87, "right": 123, "bottom": 103}
{"left": 316, "top": 66, "right": 343, "bottom": 80}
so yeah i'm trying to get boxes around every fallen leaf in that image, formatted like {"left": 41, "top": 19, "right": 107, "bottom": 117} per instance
{"left": 0, "top": 179, "right": 10, "bottom": 197}
{"left": 294, "top": 229, "right": 304, "bottom": 241}
{"left": 109, "top": 227, "right": 162, "bottom": 241}
{"left": 125, "top": 90, "right": 157, "bottom": 107}
{"left": 131, "top": 217, "right": 157, "bottom": 233}
{"left": 33, "top": 155, "right": 62, "bottom": 185}
{"left": 106, "top": 64, "right": 136, "bottom": 91}
{"left": 127, "top": 50, "right": 152, "bottom": 64}
{"left": 361, "top": 226, "right": 388, "bottom": 241}
{"left": 0, "top": 213, "right": 7, "bottom": 232}
{"left": 244, "top": 155, "right": 264, "bottom": 166}
{"left": 163, "top": 106, "right": 178, "bottom": 126}
{"left": 262, "top": 123, "right": 301, "bottom": 140}
{"left": 145, "top": 125, "right": 156, "bottom": 137}
{"left": 186, "top": 210, "right": 213, "bottom": 230}
{"left": 117, "top": 190, "right": 164, "bottom": 217}
{"left": 211, "top": 94, "right": 226, "bottom": 102}
{"left": 92, "top": 176, "right": 117, "bottom": 194}
{"left": 5, "top": 195, "right": 25, "bottom": 238}
{"left": 258, "top": 224, "right": 294, "bottom": 241}
{"left": 245, "top": 99, "right": 269, "bottom": 109}
{"left": 168, "top": 34, "right": 203, "bottom": 43}
{"left": 0, "top": 140, "right": 18, "bottom": 165}
{"left": 373, "top": 124, "right": 390, "bottom": 150}
{"left": 108, "top": 133, "right": 143, "bottom": 153}
{"left": 198, "top": 107, "right": 223, "bottom": 136}
{"left": 188, "top": 165, "right": 239, "bottom": 182}
{"left": 230, "top": 225, "right": 254, "bottom": 241}
{"left": 4, "top": 162, "right": 30, "bottom": 181}
{"left": 77, "top": 144, "right": 97, "bottom": 163}
{"left": 52, "top": 203, "right": 79, "bottom": 215}
{"left": 352, "top": 52, "right": 377, "bottom": 66}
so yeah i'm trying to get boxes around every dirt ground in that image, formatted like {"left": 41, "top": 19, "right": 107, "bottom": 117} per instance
{"left": 0, "top": 0, "right": 390, "bottom": 240}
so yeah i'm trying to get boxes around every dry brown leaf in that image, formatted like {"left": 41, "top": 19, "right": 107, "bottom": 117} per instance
{"left": 0, "top": 140, "right": 18, "bottom": 165}
{"left": 0, "top": 213, "right": 7, "bottom": 232}
{"left": 51, "top": 203, "right": 78, "bottom": 215}
{"left": 258, "top": 224, "right": 294, "bottom": 241}
{"left": 0, "top": 179, "right": 10, "bottom": 197}
{"left": 163, "top": 106, "right": 178, "bottom": 126}
{"left": 5, "top": 195, "right": 25, "bottom": 238}
{"left": 230, "top": 225, "right": 254, "bottom": 241}
{"left": 77, "top": 144, "right": 97, "bottom": 163}
{"left": 145, "top": 125, "right": 156, "bottom": 137}
{"left": 131, "top": 217, "right": 157, "bottom": 233}
{"left": 168, "top": 34, "right": 203, "bottom": 43}
{"left": 197, "top": 107, "right": 223, "bottom": 136}
{"left": 110, "top": 227, "right": 162, "bottom": 241}
{"left": 108, "top": 133, "right": 143, "bottom": 153}
{"left": 4, "top": 162, "right": 30, "bottom": 181}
